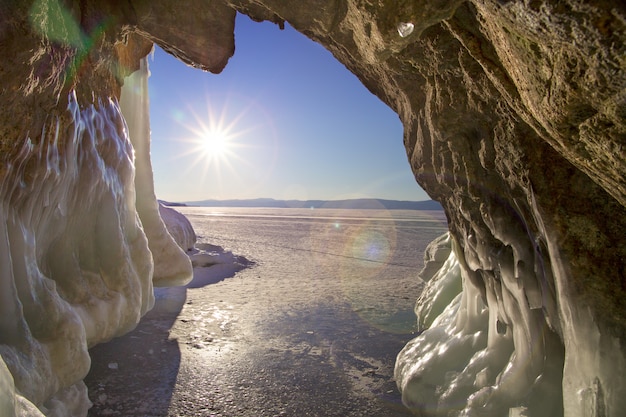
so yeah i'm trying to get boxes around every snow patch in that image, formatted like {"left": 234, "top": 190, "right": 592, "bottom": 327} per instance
{"left": 187, "top": 243, "right": 254, "bottom": 288}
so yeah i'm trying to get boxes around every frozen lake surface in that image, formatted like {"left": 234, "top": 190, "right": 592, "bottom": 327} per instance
{"left": 86, "top": 207, "right": 448, "bottom": 416}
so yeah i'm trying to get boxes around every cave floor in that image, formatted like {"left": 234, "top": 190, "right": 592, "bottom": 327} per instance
{"left": 83, "top": 206, "right": 448, "bottom": 417}
{"left": 84, "top": 267, "right": 417, "bottom": 417}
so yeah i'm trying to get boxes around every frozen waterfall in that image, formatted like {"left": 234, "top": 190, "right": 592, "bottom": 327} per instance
{"left": 0, "top": 57, "right": 192, "bottom": 415}
{"left": 395, "top": 233, "right": 564, "bottom": 416}
{"left": 120, "top": 57, "right": 194, "bottom": 287}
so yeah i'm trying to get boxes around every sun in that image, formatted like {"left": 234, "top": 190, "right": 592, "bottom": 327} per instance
{"left": 200, "top": 128, "right": 232, "bottom": 160}
{"left": 171, "top": 92, "right": 277, "bottom": 190}
{"left": 175, "top": 101, "right": 244, "bottom": 173}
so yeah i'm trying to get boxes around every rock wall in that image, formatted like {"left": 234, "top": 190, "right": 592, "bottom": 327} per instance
{"left": 0, "top": 0, "right": 624, "bottom": 416}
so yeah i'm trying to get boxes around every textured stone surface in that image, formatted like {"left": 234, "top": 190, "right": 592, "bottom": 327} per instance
{"left": 0, "top": 0, "right": 624, "bottom": 415}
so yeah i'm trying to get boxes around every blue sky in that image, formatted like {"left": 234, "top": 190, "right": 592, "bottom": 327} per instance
{"left": 148, "top": 14, "right": 429, "bottom": 202}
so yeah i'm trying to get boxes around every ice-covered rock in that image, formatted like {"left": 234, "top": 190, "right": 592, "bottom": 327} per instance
{"left": 0, "top": 89, "right": 155, "bottom": 415}
{"left": 0, "top": 25, "right": 190, "bottom": 417}
{"left": 158, "top": 203, "right": 197, "bottom": 252}
{"left": 396, "top": 232, "right": 564, "bottom": 416}
{"left": 187, "top": 243, "right": 254, "bottom": 288}
{"left": 189, "top": 243, "right": 252, "bottom": 269}
{"left": 1, "top": 1, "right": 624, "bottom": 416}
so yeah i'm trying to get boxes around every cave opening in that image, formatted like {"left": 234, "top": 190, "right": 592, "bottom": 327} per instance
{"left": 148, "top": 14, "right": 429, "bottom": 204}
{"left": 84, "top": 12, "right": 448, "bottom": 417}
{"left": 3, "top": 2, "right": 626, "bottom": 416}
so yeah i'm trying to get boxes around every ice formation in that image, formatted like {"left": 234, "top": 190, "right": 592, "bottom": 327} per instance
{"left": 186, "top": 243, "right": 254, "bottom": 288}
{"left": 395, "top": 223, "right": 624, "bottom": 417}
{"left": 0, "top": 57, "right": 192, "bottom": 415}
{"left": 397, "top": 22, "right": 415, "bottom": 38}
{"left": 396, "top": 231, "right": 572, "bottom": 416}
{"left": 0, "top": 92, "right": 149, "bottom": 416}
{"left": 158, "top": 203, "right": 197, "bottom": 252}
{"left": 412, "top": 233, "right": 461, "bottom": 332}
{"left": 119, "top": 59, "right": 194, "bottom": 287}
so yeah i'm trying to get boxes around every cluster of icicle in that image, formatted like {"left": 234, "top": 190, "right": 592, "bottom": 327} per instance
{"left": 0, "top": 57, "right": 192, "bottom": 416}
{"left": 395, "top": 232, "right": 565, "bottom": 417}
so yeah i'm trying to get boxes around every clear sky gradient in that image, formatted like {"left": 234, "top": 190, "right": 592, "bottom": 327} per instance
{"left": 148, "top": 14, "right": 429, "bottom": 203}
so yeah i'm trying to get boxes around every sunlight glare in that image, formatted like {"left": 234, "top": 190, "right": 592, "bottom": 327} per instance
{"left": 168, "top": 91, "right": 279, "bottom": 198}
{"left": 201, "top": 128, "right": 231, "bottom": 160}
{"left": 175, "top": 97, "right": 249, "bottom": 176}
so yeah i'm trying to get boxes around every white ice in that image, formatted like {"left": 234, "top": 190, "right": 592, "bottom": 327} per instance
{"left": 186, "top": 243, "right": 254, "bottom": 288}
{"left": 395, "top": 232, "right": 564, "bottom": 416}
{"left": 0, "top": 56, "right": 192, "bottom": 415}
{"left": 120, "top": 58, "right": 194, "bottom": 288}
{"left": 396, "top": 194, "right": 626, "bottom": 417}
{"left": 158, "top": 202, "right": 196, "bottom": 252}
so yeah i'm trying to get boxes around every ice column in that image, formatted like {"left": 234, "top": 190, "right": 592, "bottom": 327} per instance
{"left": 120, "top": 57, "right": 194, "bottom": 287}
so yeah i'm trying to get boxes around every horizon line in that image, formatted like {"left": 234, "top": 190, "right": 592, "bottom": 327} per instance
{"left": 166, "top": 196, "right": 438, "bottom": 204}
{"left": 159, "top": 197, "right": 444, "bottom": 211}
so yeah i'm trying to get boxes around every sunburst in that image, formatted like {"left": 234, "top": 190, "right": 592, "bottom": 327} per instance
{"left": 167, "top": 91, "right": 279, "bottom": 198}
{"left": 200, "top": 129, "right": 231, "bottom": 160}
{"left": 174, "top": 97, "right": 250, "bottom": 179}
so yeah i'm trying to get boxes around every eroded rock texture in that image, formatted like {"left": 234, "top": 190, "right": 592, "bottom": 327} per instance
{"left": 0, "top": 0, "right": 624, "bottom": 416}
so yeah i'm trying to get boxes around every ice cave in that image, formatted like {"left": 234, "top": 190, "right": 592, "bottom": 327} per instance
{"left": 0, "top": 1, "right": 625, "bottom": 416}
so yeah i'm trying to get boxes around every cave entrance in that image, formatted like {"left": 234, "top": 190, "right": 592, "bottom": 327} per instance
{"left": 148, "top": 14, "right": 428, "bottom": 204}
{"left": 86, "top": 14, "right": 449, "bottom": 417}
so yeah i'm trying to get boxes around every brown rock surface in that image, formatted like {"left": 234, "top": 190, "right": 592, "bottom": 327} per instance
{"left": 0, "top": 0, "right": 624, "bottom": 415}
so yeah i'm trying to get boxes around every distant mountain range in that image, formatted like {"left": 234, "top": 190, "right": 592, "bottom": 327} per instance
{"left": 162, "top": 198, "right": 443, "bottom": 211}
